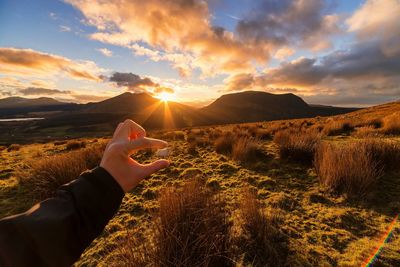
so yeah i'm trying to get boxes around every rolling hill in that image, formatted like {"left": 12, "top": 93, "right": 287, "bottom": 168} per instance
{"left": 0, "top": 97, "right": 78, "bottom": 118}
{"left": 0, "top": 91, "right": 359, "bottom": 142}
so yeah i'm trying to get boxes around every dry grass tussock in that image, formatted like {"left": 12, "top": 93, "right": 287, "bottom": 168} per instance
{"left": 118, "top": 179, "right": 233, "bottom": 267}
{"left": 232, "top": 136, "right": 261, "bottom": 163}
{"left": 381, "top": 112, "right": 400, "bottom": 135}
{"left": 322, "top": 119, "right": 353, "bottom": 136}
{"left": 314, "top": 139, "right": 400, "bottom": 197}
{"left": 237, "top": 190, "right": 287, "bottom": 267}
{"left": 274, "top": 129, "right": 321, "bottom": 164}
{"left": 65, "top": 140, "right": 86, "bottom": 150}
{"left": 215, "top": 132, "right": 261, "bottom": 164}
{"left": 18, "top": 143, "right": 105, "bottom": 200}
{"left": 352, "top": 126, "right": 380, "bottom": 138}
{"left": 6, "top": 144, "right": 21, "bottom": 152}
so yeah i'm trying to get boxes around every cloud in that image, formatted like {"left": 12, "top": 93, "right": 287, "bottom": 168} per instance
{"left": 59, "top": 25, "right": 71, "bottom": 32}
{"left": 109, "top": 72, "right": 157, "bottom": 91}
{"left": 346, "top": 0, "right": 400, "bottom": 57}
{"left": 108, "top": 72, "right": 176, "bottom": 96}
{"left": 66, "top": 0, "right": 271, "bottom": 76}
{"left": 224, "top": 0, "right": 400, "bottom": 106}
{"left": 154, "top": 86, "right": 174, "bottom": 94}
{"left": 19, "top": 87, "right": 71, "bottom": 95}
{"left": 96, "top": 48, "right": 113, "bottom": 57}
{"left": 71, "top": 93, "right": 110, "bottom": 103}
{"left": 0, "top": 47, "right": 103, "bottom": 81}
{"left": 235, "top": 0, "right": 340, "bottom": 51}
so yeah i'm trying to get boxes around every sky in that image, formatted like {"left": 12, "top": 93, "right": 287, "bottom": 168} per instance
{"left": 0, "top": 0, "right": 399, "bottom": 107}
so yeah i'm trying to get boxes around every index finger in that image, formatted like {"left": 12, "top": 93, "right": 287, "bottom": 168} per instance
{"left": 125, "top": 137, "right": 168, "bottom": 154}
{"left": 114, "top": 119, "right": 146, "bottom": 141}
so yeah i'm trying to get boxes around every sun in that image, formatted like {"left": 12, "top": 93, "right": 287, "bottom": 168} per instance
{"left": 158, "top": 92, "right": 175, "bottom": 102}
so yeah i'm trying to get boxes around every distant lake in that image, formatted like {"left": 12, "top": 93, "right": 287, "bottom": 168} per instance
{"left": 0, "top": 117, "right": 44, "bottom": 122}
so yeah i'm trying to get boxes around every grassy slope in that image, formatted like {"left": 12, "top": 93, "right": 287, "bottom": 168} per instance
{"left": 0, "top": 102, "right": 399, "bottom": 266}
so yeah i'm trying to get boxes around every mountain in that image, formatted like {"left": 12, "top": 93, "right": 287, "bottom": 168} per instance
{"left": 200, "top": 91, "right": 355, "bottom": 124}
{"left": 0, "top": 97, "right": 78, "bottom": 118}
{"left": 1, "top": 91, "right": 358, "bottom": 133}
{"left": 0, "top": 96, "right": 66, "bottom": 108}
{"left": 38, "top": 92, "right": 205, "bottom": 129}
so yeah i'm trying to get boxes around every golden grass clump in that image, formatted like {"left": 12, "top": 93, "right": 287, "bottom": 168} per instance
{"left": 322, "top": 119, "right": 353, "bottom": 136}
{"left": 232, "top": 136, "right": 260, "bottom": 163}
{"left": 274, "top": 130, "right": 321, "bottom": 164}
{"left": 65, "top": 140, "right": 86, "bottom": 150}
{"left": 352, "top": 126, "right": 380, "bottom": 138}
{"left": 18, "top": 143, "right": 105, "bottom": 200}
{"left": 214, "top": 132, "right": 235, "bottom": 154}
{"left": 314, "top": 138, "right": 400, "bottom": 197}
{"left": 6, "top": 144, "right": 21, "bottom": 152}
{"left": 381, "top": 112, "right": 400, "bottom": 135}
{"left": 118, "top": 179, "right": 233, "bottom": 267}
{"left": 238, "top": 190, "right": 287, "bottom": 266}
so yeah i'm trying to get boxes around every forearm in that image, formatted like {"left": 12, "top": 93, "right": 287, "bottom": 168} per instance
{"left": 0, "top": 167, "right": 124, "bottom": 267}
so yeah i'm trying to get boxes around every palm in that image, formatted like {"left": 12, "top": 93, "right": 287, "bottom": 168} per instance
{"left": 100, "top": 120, "right": 169, "bottom": 192}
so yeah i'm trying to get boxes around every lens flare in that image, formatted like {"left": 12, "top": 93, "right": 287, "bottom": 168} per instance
{"left": 363, "top": 214, "right": 398, "bottom": 267}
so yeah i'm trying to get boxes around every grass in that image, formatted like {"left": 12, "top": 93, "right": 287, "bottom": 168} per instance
{"left": 274, "top": 129, "right": 321, "bottom": 164}
{"left": 1, "top": 101, "right": 400, "bottom": 266}
{"left": 66, "top": 140, "right": 86, "bottom": 150}
{"left": 116, "top": 179, "right": 233, "bottom": 267}
{"left": 237, "top": 190, "right": 287, "bottom": 266}
{"left": 382, "top": 112, "right": 400, "bottom": 135}
{"left": 314, "top": 141, "right": 383, "bottom": 197}
{"left": 322, "top": 119, "right": 353, "bottom": 136}
{"left": 314, "top": 139, "right": 400, "bottom": 197}
{"left": 17, "top": 143, "right": 105, "bottom": 200}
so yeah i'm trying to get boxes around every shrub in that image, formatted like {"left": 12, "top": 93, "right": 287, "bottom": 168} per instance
{"left": 187, "top": 142, "right": 197, "bottom": 155}
{"left": 361, "top": 139, "right": 400, "bottom": 171}
{"left": 54, "top": 140, "right": 67, "bottom": 146}
{"left": 7, "top": 144, "right": 21, "bottom": 152}
{"left": 65, "top": 140, "right": 86, "bottom": 150}
{"left": 118, "top": 179, "right": 233, "bottom": 266}
{"left": 322, "top": 120, "right": 353, "bottom": 136}
{"left": 381, "top": 113, "right": 400, "bottom": 135}
{"left": 314, "top": 141, "right": 383, "bottom": 197}
{"left": 232, "top": 137, "right": 260, "bottom": 163}
{"left": 238, "top": 190, "right": 287, "bottom": 266}
{"left": 18, "top": 144, "right": 105, "bottom": 200}
{"left": 214, "top": 132, "right": 235, "bottom": 154}
{"left": 274, "top": 130, "right": 321, "bottom": 164}
{"left": 352, "top": 126, "right": 379, "bottom": 138}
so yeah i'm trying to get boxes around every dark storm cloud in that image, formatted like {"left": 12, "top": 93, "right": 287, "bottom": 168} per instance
{"left": 227, "top": 38, "right": 400, "bottom": 92}
{"left": 109, "top": 72, "right": 158, "bottom": 91}
{"left": 267, "top": 40, "right": 400, "bottom": 86}
{"left": 235, "top": 0, "right": 339, "bottom": 50}
{"left": 19, "top": 87, "right": 71, "bottom": 95}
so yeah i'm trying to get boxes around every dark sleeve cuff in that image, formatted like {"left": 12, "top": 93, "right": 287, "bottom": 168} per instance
{"left": 61, "top": 166, "right": 125, "bottom": 238}
{"left": 85, "top": 167, "right": 125, "bottom": 200}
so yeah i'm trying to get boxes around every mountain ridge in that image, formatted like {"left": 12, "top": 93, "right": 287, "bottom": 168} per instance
{"left": 0, "top": 91, "right": 359, "bottom": 129}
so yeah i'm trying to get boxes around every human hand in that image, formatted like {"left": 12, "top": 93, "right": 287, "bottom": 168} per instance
{"left": 100, "top": 119, "right": 169, "bottom": 192}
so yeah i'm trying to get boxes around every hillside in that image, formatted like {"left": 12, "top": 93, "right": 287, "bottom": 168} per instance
{"left": 0, "top": 96, "right": 78, "bottom": 118}
{"left": 201, "top": 91, "right": 357, "bottom": 123}
{"left": 0, "top": 91, "right": 360, "bottom": 143}
{"left": 1, "top": 103, "right": 399, "bottom": 266}
{"left": 37, "top": 92, "right": 204, "bottom": 130}
{"left": 0, "top": 96, "right": 65, "bottom": 108}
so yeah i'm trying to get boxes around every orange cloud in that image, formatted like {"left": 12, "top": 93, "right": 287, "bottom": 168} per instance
{"left": 66, "top": 0, "right": 270, "bottom": 76}
{"left": 0, "top": 47, "right": 102, "bottom": 81}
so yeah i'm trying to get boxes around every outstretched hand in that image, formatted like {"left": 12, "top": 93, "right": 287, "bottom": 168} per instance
{"left": 100, "top": 119, "right": 169, "bottom": 192}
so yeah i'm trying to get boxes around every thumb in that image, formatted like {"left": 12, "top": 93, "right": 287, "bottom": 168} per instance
{"left": 139, "top": 159, "right": 170, "bottom": 178}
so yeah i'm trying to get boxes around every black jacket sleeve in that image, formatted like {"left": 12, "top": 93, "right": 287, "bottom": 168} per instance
{"left": 0, "top": 167, "right": 124, "bottom": 267}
